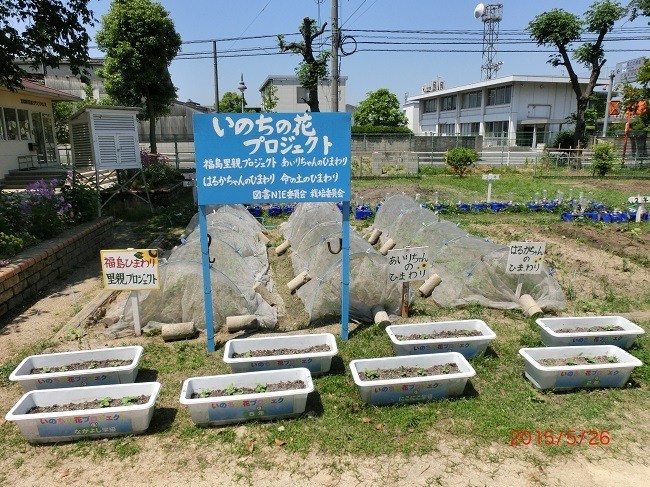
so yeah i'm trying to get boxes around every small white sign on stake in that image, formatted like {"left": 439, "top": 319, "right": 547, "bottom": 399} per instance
{"left": 628, "top": 195, "right": 650, "bottom": 204}
{"left": 387, "top": 246, "right": 430, "bottom": 283}
{"left": 506, "top": 242, "right": 545, "bottom": 275}
{"left": 100, "top": 249, "right": 160, "bottom": 336}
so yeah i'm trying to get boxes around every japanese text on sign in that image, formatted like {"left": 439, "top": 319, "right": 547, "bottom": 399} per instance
{"left": 506, "top": 242, "right": 545, "bottom": 275}
{"left": 100, "top": 249, "right": 159, "bottom": 290}
{"left": 387, "top": 247, "right": 430, "bottom": 283}
{"left": 193, "top": 112, "right": 351, "bottom": 205}
{"left": 628, "top": 195, "right": 650, "bottom": 204}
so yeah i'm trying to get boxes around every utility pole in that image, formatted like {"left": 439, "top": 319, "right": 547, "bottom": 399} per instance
{"left": 213, "top": 41, "right": 220, "bottom": 112}
{"left": 331, "top": 0, "right": 339, "bottom": 112}
{"left": 602, "top": 70, "right": 615, "bottom": 137}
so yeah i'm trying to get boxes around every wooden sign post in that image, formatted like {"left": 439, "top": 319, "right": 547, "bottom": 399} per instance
{"left": 387, "top": 246, "right": 430, "bottom": 318}
{"left": 482, "top": 173, "right": 500, "bottom": 203}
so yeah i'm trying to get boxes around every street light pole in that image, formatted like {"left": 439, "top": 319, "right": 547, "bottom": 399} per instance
{"left": 602, "top": 70, "right": 615, "bottom": 137}
{"left": 238, "top": 73, "right": 247, "bottom": 113}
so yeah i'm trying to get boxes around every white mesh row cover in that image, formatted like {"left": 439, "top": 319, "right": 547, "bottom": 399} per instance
{"left": 281, "top": 203, "right": 404, "bottom": 323}
{"left": 372, "top": 194, "right": 566, "bottom": 311}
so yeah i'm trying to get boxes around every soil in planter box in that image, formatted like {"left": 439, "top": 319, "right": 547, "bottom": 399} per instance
{"left": 397, "top": 330, "right": 483, "bottom": 340}
{"left": 231, "top": 345, "right": 331, "bottom": 358}
{"left": 30, "top": 359, "right": 132, "bottom": 374}
{"left": 27, "top": 395, "right": 150, "bottom": 414}
{"left": 191, "top": 380, "right": 306, "bottom": 398}
{"left": 358, "top": 364, "right": 459, "bottom": 381}
{"left": 554, "top": 325, "right": 624, "bottom": 333}
{"left": 538, "top": 355, "right": 618, "bottom": 367}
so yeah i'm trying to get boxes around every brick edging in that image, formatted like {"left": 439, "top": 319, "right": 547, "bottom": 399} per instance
{"left": 0, "top": 217, "right": 114, "bottom": 316}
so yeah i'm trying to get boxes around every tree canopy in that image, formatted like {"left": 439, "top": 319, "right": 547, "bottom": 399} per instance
{"left": 0, "top": 0, "right": 94, "bottom": 91}
{"left": 219, "top": 91, "right": 246, "bottom": 113}
{"left": 96, "top": 0, "right": 181, "bottom": 152}
{"left": 528, "top": 1, "right": 626, "bottom": 146}
{"left": 278, "top": 18, "right": 329, "bottom": 112}
{"left": 353, "top": 89, "right": 409, "bottom": 128}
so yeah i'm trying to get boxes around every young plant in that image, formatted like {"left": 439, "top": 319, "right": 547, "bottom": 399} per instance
{"left": 59, "top": 365, "right": 68, "bottom": 372}
{"left": 41, "top": 366, "right": 51, "bottom": 373}
{"left": 601, "top": 325, "right": 617, "bottom": 331}
{"left": 608, "top": 356, "right": 618, "bottom": 363}
{"left": 121, "top": 396, "right": 138, "bottom": 406}
{"left": 243, "top": 351, "right": 252, "bottom": 358}
{"left": 88, "top": 361, "right": 97, "bottom": 369}
{"left": 226, "top": 384, "right": 240, "bottom": 396}
{"left": 254, "top": 383, "right": 267, "bottom": 393}
{"left": 110, "top": 361, "right": 122, "bottom": 367}
{"left": 99, "top": 397, "right": 112, "bottom": 408}
{"left": 399, "top": 366, "right": 408, "bottom": 377}
{"left": 441, "top": 365, "right": 451, "bottom": 374}
{"left": 364, "top": 369, "right": 379, "bottom": 380}
{"left": 566, "top": 360, "right": 578, "bottom": 366}
{"left": 585, "top": 357, "right": 596, "bottom": 364}
{"left": 417, "top": 368, "right": 428, "bottom": 376}
{"left": 199, "top": 389, "right": 211, "bottom": 398}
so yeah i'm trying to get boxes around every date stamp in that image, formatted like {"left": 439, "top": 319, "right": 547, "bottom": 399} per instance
{"left": 510, "top": 429, "right": 611, "bottom": 446}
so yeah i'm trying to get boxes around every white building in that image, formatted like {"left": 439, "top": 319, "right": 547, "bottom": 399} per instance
{"left": 259, "top": 75, "right": 347, "bottom": 112}
{"left": 404, "top": 75, "right": 604, "bottom": 147}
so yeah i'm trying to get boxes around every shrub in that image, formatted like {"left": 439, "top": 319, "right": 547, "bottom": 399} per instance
{"left": 351, "top": 125, "right": 413, "bottom": 134}
{"left": 0, "top": 191, "right": 27, "bottom": 234}
{"left": 62, "top": 174, "right": 98, "bottom": 223}
{"left": 22, "top": 179, "right": 71, "bottom": 239}
{"left": 0, "top": 232, "right": 39, "bottom": 258}
{"left": 128, "top": 151, "right": 181, "bottom": 190}
{"left": 591, "top": 142, "right": 617, "bottom": 177}
{"left": 445, "top": 147, "right": 478, "bottom": 177}
{"left": 550, "top": 130, "right": 588, "bottom": 148}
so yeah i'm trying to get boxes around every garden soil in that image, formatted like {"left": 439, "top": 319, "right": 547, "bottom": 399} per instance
{"left": 1, "top": 216, "right": 649, "bottom": 486}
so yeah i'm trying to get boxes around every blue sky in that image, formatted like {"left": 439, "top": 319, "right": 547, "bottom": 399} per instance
{"left": 85, "top": 0, "right": 650, "bottom": 107}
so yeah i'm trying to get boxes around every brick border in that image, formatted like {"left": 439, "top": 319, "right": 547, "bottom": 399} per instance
{"left": 0, "top": 217, "right": 114, "bottom": 317}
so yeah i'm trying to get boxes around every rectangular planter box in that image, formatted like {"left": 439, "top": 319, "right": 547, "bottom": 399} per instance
{"left": 536, "top": 316, "right": 644, "bottom": 349}
{"left": 223, "top": 333, "right": 337, "bottom": 375}
{"left": 180, "top": 368, "right": 313, "bottom": 426}
{"left": 349, "top": 353, "right": 476, "bottom": 405}
{"left": 5, "top": 382, "right": 161, "bottom": 443}
{"left": 386, "top": 320, "right": 496, "bottom": 359}
{"left": 519, "top": 346, "right": 642, "bottom": 391}
{"left": 9, "top": 346, "right": 144, "bottom": 392}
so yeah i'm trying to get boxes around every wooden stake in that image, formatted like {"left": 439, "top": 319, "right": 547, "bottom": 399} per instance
{"left": 401, "top": 282, "right": 409, "bottom": 318}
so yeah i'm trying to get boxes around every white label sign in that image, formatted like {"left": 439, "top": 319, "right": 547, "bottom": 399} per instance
{"left": 387, "top": 246, "right": 429, "bottom": 283}
{"left": 506, "top": 242, "right": 545, "bottom": 275}
{"left": 482, "top": 173, "right": 500, "bottom": 181}
{"left": 628, "top": 195, "right": 650, "bottom": 204}
{"left": 182, "top": 180, "right": 195, "bottom": 187}
{"left": 101, "top": 249, "right": 160, "bottom": 290}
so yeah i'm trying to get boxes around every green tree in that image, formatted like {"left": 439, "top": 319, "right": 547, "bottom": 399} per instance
{"left": 353, "top": 89, "right": 409, "bottom": 128}
{"left": 96, "top": 0, "right": 181, "bottom": 153}
{"left": 219, "top": 91, "right": 252, "bottom": 113}
{"left": 630, "top": 0, "right": 650, "bottom": 20}
{"left": 261, "top": 84, "right": 279, "bottom": 112}
{"left": 53, "top": 85, "right": 114, "bottom": 144}
{"left": 528, "top": 1, "right": 626, "bottom": 147}
{"left": 278, "top": 18, "right": 329, "bottom": 112}
{"left": 0, "top": 1, "right": 94, "bottom": 91}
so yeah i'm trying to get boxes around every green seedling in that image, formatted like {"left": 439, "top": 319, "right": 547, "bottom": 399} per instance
{"left": 399, "top": 366, "right": 408, "bottom": 377}
{"left": 608, "top": 357, "right": 618, "bottom": 363}
{"left": 59, "top": 366, "right": 68, "bottom": 372}
{"left": 417, "top": 368, "right": 428, "bottom": 376}
{"left": 41, "top": 366, "right": 51, "bottom": 373}
{"left": 99, "top": 397, "right": 112, "bottom": 408}
{"left": 88, "top": 361, "right": 97, "bottom": 369}
{"left": 243, "top": 351, "right": 252, "bottom": 358}
{"left": 364, "top": 369, "right": 379, "bottom": 380}
{"left": 226, "top": 383, "right": 242, "bottom": 396}
{"left": 254, "top": 383, "right": 267, "bottom": 393}
{"left": 441, "top": 365, "right": 451, "bottom": 374}
{"left": 601, "top": 325, "right": 617, "bottom": 331}
{"left": 121, "top": 396, "right": 138, "bottom": 406}
{"left": 199, "top": 389, "right": 211, "bottom": 398}
{"left": 585, "top": 357, "right": 596, "bottom": 364}
{"left": 110, "top": 361, "right": 122, "bottom": 367}
{"left": 566, "top": 360, "right": 578, "bottom": 366}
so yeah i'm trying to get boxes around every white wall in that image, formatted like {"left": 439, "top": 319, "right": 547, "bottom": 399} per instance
{"left": 261, "top": 78, "right": 346, "bottom": 112}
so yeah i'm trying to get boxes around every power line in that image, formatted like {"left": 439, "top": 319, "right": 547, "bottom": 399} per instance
{"left": 225, "top": 0, "right": 274, "bottom": 51}
{"left": 341, "top": 0, "right": 369, "bottom": 28}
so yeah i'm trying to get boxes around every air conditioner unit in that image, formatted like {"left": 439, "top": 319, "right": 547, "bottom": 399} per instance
{"left": 422, "top": 85, "right": 432, "bottom": 93}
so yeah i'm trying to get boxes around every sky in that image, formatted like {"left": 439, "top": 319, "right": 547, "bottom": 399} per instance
{"left": 83, "top": 0, "right": 650, "bottom": 107}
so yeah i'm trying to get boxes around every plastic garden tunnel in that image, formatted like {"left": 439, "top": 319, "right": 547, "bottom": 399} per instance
{"left": 135, "top": 205, "right": 277, "bottom": 330}
{"left": 280, "top": 202, "right": 403, "bottom": 322}
{"left": 372, "top": 195, "right": 567, "bottom": 311}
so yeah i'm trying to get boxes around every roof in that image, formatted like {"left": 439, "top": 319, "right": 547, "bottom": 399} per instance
{"left": 0, "top": 79, "right": 83, "bottom": 102}
{"left": 407, "top": 75, "right": 605, "bottom": 101}
{"left": 69, "top": 105, "right": 141, "bottom": 122}
{"left": 259, "top": 75, "right": 348, "bottom": 91}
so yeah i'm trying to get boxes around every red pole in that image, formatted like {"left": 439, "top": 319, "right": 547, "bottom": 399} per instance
{"left": 621, "top": 110, "right": 632, "bottom": 164}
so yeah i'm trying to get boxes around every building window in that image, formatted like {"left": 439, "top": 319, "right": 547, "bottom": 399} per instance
{"left": 297, "top": 87, "right": 310, "bottom": 103}
{"left": 422, "top": 99, "right": 437, "bottom": 113}
{"left": 485, "top": 120, "right": 509, "bottom": 136}
{"left": 0, "top": 108, "right": 5, "bottom": 140}
{"left": 440, "top": 95, "right": 456, "bottom": 111}
{"left": 461, "top": 91, "right": 482, "bottom": 109}
{"left": 461, "top": 122, "right": 480, "bottom": 135}
{"left": 3, "top": 107, "right": 19, "bottom": 140}
{"left": 17, "top": 109, "right": 31, "bottom": 141}
{"left": 438, "top": 123, "right": 456, "bottom": 135}
{"left": 487, "top": 85, "right": 512, "bottom": 106}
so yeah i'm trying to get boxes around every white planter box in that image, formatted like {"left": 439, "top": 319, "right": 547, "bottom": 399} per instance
{"left": 536, "top": 316, "right": 644, "bottom": 349}
{"left": 519, "top": 346, "right": 642, "bottom": 391}
{"left": 5, "top": 382, "right": 161, "bottom": 443}
{"left": 180, "top": 368, "right": 313, "bottom": 426}
{"left": 223, "top": 333, "right": 337, "bottom": 375}
{"left": 349, "top": 353, "right": 475, "bottom": 405}
{"left": 9, "top": 346, "right": 144, "bottom": 392}
{"left": 386, "top": 320, "right": 496, "bottom": 359}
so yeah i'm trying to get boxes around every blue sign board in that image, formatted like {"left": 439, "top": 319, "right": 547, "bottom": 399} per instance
{"left": 193, "top": 112, "right": 351, "bottom": 205}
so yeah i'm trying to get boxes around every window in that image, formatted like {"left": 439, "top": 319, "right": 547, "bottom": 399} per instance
{"left": 487, "top": 85, "right": 512, "bottom": 106}
{"left": 438, "top": 123, "right": 456, "bottom": 135}
{"left": 461, "top": 91, "right": 482, "bottom": 109}
{"left": 17, "top": 109, "right": 31, "bottom": 141}
{"left": 440, "top": 95, "right": 456, "bottom": 111}
{"left": 3, "top": 107, "right": 19, "bottom": 140}
{"left": 461, "top": 122, "right": 480, "bottom": 135}
{"left": 297, "top": 87, "right": 310, "bottom": 103}
{"left": 0, "top": 108, "right": 5, "bottom": 140}
{"left": 485, "top": 120, "right": 509, "bottom": 136}
{"left": 422, "top": 99, "right": 437, "bottom": 113}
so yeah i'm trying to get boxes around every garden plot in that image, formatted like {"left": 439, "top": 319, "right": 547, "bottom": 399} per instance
{"left": 280, "top": 203, "right": 403, "bottom": 323}
{"left": 131, "top": 205, "right": 277, "bottom": 331}
{"left": 372, "top": 194, "right": 566, "bottom": 311}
